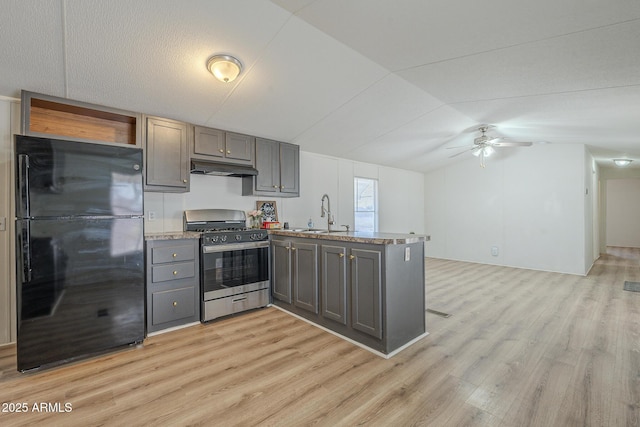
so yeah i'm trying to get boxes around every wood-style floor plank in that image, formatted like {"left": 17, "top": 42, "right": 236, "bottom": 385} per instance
{"left": 0, "top": 247, "right": 639, "bottom": 426}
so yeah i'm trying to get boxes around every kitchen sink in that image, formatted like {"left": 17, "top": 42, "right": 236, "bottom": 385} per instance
{"left": 280, "top": 228, "right": 349, "bottom": 234}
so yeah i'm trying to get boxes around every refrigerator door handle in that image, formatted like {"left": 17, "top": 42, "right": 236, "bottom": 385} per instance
{"left": 20, "top": 221, "right": 32, "bottom": 283}
{"left": 17, "top": 154, "right": 30, "bottom": 218}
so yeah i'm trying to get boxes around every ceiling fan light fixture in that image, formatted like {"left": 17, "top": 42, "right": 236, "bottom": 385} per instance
{"left": 613, "top": 158, "right": 632, "bottom": 167}
{"left": 483, "top": 146, "right": 495, "bottom": 157}
{"left": 207, "top": 54, "right": 242, "bottom": 83}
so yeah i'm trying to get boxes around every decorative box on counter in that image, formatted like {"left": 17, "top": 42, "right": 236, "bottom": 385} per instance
{"left": 261, "top": 221, "right": 281, "bottom": 229}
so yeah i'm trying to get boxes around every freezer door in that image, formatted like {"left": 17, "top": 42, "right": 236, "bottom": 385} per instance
{"left": 15, "top": 135, "right": 143, "bottom": 218}
{"left": 16, "top": 217, "right": 144, "bottom": 371}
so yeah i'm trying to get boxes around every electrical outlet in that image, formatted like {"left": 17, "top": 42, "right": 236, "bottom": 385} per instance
{"left": 491, "top": 246, "right": 499, "bottom": 256}
{"left": 148, "top": 211, "right": 156, "bottom": 221}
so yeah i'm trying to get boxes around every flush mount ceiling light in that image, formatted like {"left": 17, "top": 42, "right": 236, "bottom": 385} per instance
{"left": 207, "top": 55, "right": 242, "bottom": 83}
{"left": 613, "top": 158, "right": 633, "bottom": 167}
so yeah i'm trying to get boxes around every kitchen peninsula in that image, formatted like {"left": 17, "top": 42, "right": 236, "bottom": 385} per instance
{"left": 269, "top": 229, "right": 429, "bottom": 357}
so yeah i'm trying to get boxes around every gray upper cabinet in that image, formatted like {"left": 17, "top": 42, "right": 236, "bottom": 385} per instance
{"left": 280, "top": 142, "right": 300, "bottom": 195}
{"left": 243, "top": 138, "right": 299, "bottom": 197}
{"left": 144, "top": 115, "right": 190, "bottom": 192}
{"left": 192, "top": 126, "right": 254, "bottom": 165}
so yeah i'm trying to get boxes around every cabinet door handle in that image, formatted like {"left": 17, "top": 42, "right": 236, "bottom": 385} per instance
{"left": 349, "top": 255, "right": 355, "bottom": 260}
{"left": 173, "top": 270, "right": 178, "bottom": 275}
{"left": 172, "top": 253, "right": 177, "bottom": 258}
{"left": 219, "top": 148, "right": 224, "bottom": 153}
{"left": 291, "top": 247, "right": 297, "bottom": 251}
{"left": 172, "top": 301, "right": 178, "bottom": 307}
{"left": 273, "top": 185, "right": 278, "bottom": 189}
{"left": 339, "top": 253, "right": 344, "bottom": 258}
{"left": 227, "top": 150, "right": 231, "bottom": 154}
{"left": 183, "top": 179, "right": 187, "bottom": 183}
{"left": 280, "top": 185, "right": 285, "bottom": 189}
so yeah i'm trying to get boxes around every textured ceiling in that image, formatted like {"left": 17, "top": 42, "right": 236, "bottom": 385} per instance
{"left": 1, "top": 0, "right": 639, "bottom": 172}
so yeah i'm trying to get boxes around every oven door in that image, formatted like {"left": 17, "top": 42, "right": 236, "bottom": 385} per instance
{"left": 201, "top": 241, "right": 269, "bottom": 300}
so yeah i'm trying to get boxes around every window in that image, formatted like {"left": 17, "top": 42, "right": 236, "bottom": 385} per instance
{"left": 354, "top": 177, "right": 378, "bottom": 232}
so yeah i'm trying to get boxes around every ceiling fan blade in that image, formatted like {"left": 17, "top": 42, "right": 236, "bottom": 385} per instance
{"left": 492, "top": 141, "right": 533, "bottom": 147}
{"left": 449, "top": 147, "right": 476, "bottom": 158}
{"left": 446, "top": 144, "right": 474, "bottom": 150}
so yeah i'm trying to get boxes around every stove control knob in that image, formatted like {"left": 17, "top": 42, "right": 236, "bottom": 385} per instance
{"left": 212, "top": 236, "right": 219, "bottom": 243}
{"left": 221, "top": 235, "right": 227, "bottom": 242}
{"left": 235, "top": 235, "right": 242, "bottom": 241}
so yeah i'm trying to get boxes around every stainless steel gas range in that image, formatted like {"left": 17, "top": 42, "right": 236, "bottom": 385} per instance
{"left": 184, "top": 209, "right": 270, "bottom": 322}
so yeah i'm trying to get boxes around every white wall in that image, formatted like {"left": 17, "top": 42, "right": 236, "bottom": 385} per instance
{"left": 605, "top": 178, "right": 640, "bottom": 248}
{"left": 145, "top": 150, "right": 425, "bottom": 235}
{"left": 424, "top": 143, "right": 589, "bottom": 275}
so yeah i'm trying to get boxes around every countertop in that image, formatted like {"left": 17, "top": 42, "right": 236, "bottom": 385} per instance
{"left": 268, "top": 229, "right": 430, "bottom": 245}
{"left": 145, "top": 231, "right": 202, "bottom": 241}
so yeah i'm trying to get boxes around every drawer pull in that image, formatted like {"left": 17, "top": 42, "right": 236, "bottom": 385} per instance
{"left": 172, "top": 301, "right": 178, "bottom": 307}
{"left": 232, "top": 297, "right": 247, "bottom": 303}
{"left": 173, "top": 270, "right": 178, "bottom": 275}
{"left": 172, "top": 253, "right": 177, "bottom": 258}
{"left": 349, "top": 255, "right": 355, "bottom": 260}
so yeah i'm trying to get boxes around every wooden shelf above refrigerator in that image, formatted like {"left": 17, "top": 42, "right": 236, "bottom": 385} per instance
{"left": 21, "top": 90, "right": 141, "bottom": 147}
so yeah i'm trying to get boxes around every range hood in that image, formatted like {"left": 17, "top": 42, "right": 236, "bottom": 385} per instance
{"left": 190, "top": 160, "right": 258, "bottom": 177}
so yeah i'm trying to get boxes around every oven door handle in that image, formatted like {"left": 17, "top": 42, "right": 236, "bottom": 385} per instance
{"left": 202, "top": 241, "right": 269, "bottom": 253}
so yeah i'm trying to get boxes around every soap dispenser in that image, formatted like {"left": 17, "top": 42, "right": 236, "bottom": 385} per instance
{"left": 307, "top": 218, "right": 314, "bottom": 228}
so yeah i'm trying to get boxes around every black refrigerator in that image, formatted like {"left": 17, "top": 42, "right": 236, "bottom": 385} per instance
{"left": 15, "top": 135, "right": 145, "bottom": 371}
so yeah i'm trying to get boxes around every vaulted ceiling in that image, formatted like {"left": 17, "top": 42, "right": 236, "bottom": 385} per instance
{"left": 1, "top": 0, "right": 639, "bottom": 172}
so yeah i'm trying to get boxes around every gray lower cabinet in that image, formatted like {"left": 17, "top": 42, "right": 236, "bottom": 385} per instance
{"left": 321, "top": 245, "right": 347, "bottom": 325}
{"left": 293, "top": 241, "right": 319, "bottom": 314}
{"left": 273, "top": 237, "right": 425, "bottom": 354}
{"left": 242, "top": 138, "right": 299, "bottom": 197}
{"left": 271, "top": 239, "right": 292, "bottom": 303}
{"left": 146, "top": 239, "right": 200, "bottom": 333}
{"left": 144, "top": 115, "right": 190, "bottom": 192}
{"left": 192, "top": 126, "right": 254, "bottom": 165}
{"left": 350, "top": 248, "right": 382, "bottom": 339}
{"left": 271, "top": 238, "right": 319, "bottom": 314}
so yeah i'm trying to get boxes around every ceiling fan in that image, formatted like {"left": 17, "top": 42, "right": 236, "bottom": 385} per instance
{"left": 448, "top": 125, "right": 533, "bottom": 167}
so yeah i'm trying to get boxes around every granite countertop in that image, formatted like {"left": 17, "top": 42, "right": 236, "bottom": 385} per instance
{"left": 268, "top": 229, "right": 430, "bottom": 245}
{"left": 145, "top": 231, "right": 202, "bottom": 241}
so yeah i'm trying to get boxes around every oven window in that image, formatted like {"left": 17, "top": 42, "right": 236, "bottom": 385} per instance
{"left": 202, "top": 247, "right": 269, "bottom": 292}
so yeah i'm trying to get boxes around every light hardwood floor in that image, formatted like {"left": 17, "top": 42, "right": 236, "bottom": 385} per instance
{"left": 1, "top": 247, "right": 639, "bottom": 426}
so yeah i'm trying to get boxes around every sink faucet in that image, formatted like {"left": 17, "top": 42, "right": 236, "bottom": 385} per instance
{"left": 321, "top": 194, "right": 335, "bottom": 231}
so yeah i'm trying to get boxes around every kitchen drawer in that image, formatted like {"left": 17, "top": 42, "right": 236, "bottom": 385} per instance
{"left": 152, "top": 286, "right": 196, "bottom": 325}
{"left": 203, "top": 288, "right": 270, "bottom": 321}
{"left": 152, "top": 261, "right": 195, "bottom": 283}
{"left": 152, "top": 244, "right": 195, "bottom": 264}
